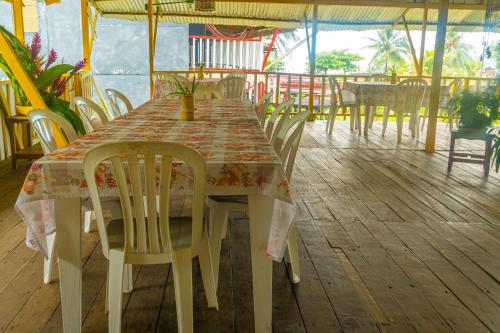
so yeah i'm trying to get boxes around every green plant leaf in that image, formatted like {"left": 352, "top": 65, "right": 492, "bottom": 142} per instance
{"left": 36, "top": 64, "right": 74, "bottom": 91}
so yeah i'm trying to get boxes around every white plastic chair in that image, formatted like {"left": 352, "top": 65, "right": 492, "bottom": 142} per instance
{"left": 420, "top": 79, "right": 462, "bottom": 132}
{"left": 194, "top": 85, "right": 217, "bottom": 100}
{"left": 255, "top": 92, "right": 273, "bottom": 128}
{"left": 75, "top": 97, "right": 110, "bottom": 132}
{"left": 326, "top": 77, "right": 360, "bottom": 134}
{"left": 207, "top": 111, "right": 309, "bottom": 287}
{"left": 105, "top": 89, "right": 133, "bottom": 118}
{"left": 265, "top": 98, "right": 295, "bottom": 141}
{"left": 382, "top": 78, "right": 427, "bottom": 143}
{"left": 83, "top": 141, "right": 218, "bottom": 333}
{"left": 27, "top": 109, "right": 96, "bottom": 284}
{"left": 215, "top": 77, "right": 246, "bottom": 99}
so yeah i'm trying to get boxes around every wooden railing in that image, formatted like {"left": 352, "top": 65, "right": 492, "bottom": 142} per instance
{"left": 0, "top": 80, "right": 15, "bottom": 160}
{"left": 154, "top": 70, "right": 498, "bottom": 117}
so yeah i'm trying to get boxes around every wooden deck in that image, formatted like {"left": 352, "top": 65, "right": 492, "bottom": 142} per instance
{"left": 0, "top": 121, "right": 499, "bottom": 333}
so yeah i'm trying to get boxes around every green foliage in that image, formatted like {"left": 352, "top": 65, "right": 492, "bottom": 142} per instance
{"left": 448, "top": 88, "right": 499, "bottom": 129}
{"left": 168, "top": 76, "right": 198, "bottom": 97}
{"left": 0, "top": 25, "right": 86, "bottom": 135}
{"left": 306, "top": 49, "right": 362, "bottom": 74}
{"left": 266, "top": 58, "right": 285, "bottom": 72}
{"left": 364, "top": 30, "right": 410, "bottom": 74}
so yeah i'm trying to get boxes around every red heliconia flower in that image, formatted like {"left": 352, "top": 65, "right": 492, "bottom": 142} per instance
{"left": 52, "top": 76, "right": 67, "bottom": 97}
{"left": 30, "top": 33, "right": 42, "bottom": 61}
{"left": 45, "top": 49, "right": 58, "bottom": 70}
{"left": 71, "top": 59, "right": 87, "bottom": 74}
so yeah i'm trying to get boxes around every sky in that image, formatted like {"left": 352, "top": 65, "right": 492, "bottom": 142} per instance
{"left": 282, "top": 29, "right": 499, "bottom": 73}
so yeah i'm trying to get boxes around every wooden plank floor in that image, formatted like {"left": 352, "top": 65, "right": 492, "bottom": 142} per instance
{"left": 0, "top": 121, "right": 499, "bottom": 333}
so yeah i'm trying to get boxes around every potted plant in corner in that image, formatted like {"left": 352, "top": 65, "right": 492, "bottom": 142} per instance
{"left": 446, "top": 86, "right": 499, "bottom": 175}
{"left": 488, "top": 127, "right": 500, "bottom": 173}
{"left": 0, "top": 25, "right": 86, "bottom": 135}
{"left": 169, "top": 76, "right": 198, "bottom": 121}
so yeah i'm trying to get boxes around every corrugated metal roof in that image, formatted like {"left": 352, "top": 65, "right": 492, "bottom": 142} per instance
{"left": 89, "top": 0, "right": 495, "bottom": 32}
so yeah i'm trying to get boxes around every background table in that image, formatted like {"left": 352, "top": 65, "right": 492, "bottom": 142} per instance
{"left": 16, "top": 98, "right": 293, "bottom": 332}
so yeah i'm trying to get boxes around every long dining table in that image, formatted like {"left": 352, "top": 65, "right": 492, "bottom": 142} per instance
{"left": 16, "top": 98, "right": 296, "bottom": 332}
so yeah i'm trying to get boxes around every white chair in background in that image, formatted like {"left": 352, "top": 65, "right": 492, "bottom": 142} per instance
{"left": 255, "top": 92, "right": 273, "bottom": 128}
{"left": 105, "top": 89, "right": 133, "bottom": 118}
{"left": 420, "top": 78, "right": 462, "bottom": 132}
{"left": 83, "top": 141, "right": 218, "bottom": 333}
{"left": 215, "top": 77, "right": 246, "bottom": 99}
{"left": 326, "top": 77, "right": 360, "bottom": 135}
{"left": 382, "top": 78, "right": 427, "bottom": 143}
{"left": 75, "top": 97, "right": 110, "bottom": 132}
{"left": 27, "top": 109, "right": 94, "bottom": 284}
{"left": 207, "top": 111, "right": 309, "bottom": 288}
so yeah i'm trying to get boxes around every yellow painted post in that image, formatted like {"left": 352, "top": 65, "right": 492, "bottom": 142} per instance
{"left": 81, "top": 0, "right": 91, "bottom": 70}
{"left": 307, "top": 0, "right": 318, "bottom": 121}
{"left": 147, "top": 0, "right": 154, "bottom": 98}
{"left": 425, "top": 0, "right": 449, "bottom": 153}
{"left": 12, "top": 0, "right": 25, "bottom": 43}
{"left": 402, "top": 16, "right": 420, "bottom": 74}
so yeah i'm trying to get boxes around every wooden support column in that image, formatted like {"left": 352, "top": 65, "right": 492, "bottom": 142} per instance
{"left": 307, "top": 0, "right": 318, "bottom": 121}
{"left": 147, "top": 0, "right": 154, "bottom": 98}
{"left": 402, "top": 16, "right": 420, "bottom": 74}
{"left": 418, "top": 7, "right": 428, "bottom": 78}
{"left": 81, "top": 0, "right": 91, "bottom": 70}
{"left": 425, "top": 0, "right": 449, "bottom": 153}
{"left": 12, "top": 0, "right": 25, "bottom": 43}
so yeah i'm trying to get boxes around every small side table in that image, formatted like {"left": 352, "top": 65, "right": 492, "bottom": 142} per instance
{"left": 6, "top": 116, "right": 43, "bottom": 169}
{"left": 447, "top": 128, "right": 494, "bottom": 176}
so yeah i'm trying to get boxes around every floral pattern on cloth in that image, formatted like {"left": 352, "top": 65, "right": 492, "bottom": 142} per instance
{"left": 16, "top": 98, "right": 295, "bottom": 261}
{"left": 343, "top": 81, "right": 450, "bottom": 108}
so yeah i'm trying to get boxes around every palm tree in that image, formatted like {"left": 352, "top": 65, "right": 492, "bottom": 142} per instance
{"left": 364, "top": 30, "right": 410, "bottom": 74}
{"left": 445, "top": 32, "right": 477, "bottom": 74}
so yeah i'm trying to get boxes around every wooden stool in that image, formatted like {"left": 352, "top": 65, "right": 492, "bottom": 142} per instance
{"left": 447, "top": 128, "right": 494, "bottom": 176}
{"left": 6, "top": 116, "right": 43, "bottom": 169}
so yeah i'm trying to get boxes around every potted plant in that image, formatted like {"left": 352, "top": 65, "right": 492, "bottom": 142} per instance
{"left": 197, "top": 62, "right": 205, "bottom": 80}
{"left": 0, "top": 25, "right": 86, "bottom": 134}
{"left": 448, "top": 87, "right": 498, "bottom": 130}
{"left": 169, "top": 76, "right": 198, "bottom": 121}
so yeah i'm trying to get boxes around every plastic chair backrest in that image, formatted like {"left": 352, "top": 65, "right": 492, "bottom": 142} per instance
{"left": 83, "top": 141, "right": 207, "bottom": 259}
{"left": 265, "top": 98, "right": 295, "bottom": 140}
{"left": 216, "top": 77, "right": 246, "bottom": 99}
{"left": 27, "top": 109, "right": 78, "bottom": 154}
{"left": 395, "top": 79, "right": 428, "bottom": 113}
{"left": 75, "top": 97, "right": 109, "bottom": 132}
{"left": 105, "top": 89, "right": 133, "bottom": 118}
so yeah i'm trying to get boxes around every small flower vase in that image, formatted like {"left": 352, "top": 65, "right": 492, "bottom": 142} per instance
{"left": 181, "top": 95, "right": 194, "bottom": 121}
{"left": 197, "top": 67, "right": 205, "bottom": 80}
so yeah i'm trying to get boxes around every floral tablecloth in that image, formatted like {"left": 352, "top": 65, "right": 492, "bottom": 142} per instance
{"left": 154, "top": 78, "right": 220, "bottom": 99}
{"left": 16, "top": 98, "right": 295, "bottom": 261}
{"left": 344, "top": 81, "right": 450, "bottom": 108}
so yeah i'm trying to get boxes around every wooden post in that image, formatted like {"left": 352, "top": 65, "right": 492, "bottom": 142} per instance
{"left": 12, "top": 0, "right": 25, "bottom": 43}
{"left": 418, "top": 7, "right": 428, "bottom": 78}
{"left": 402, "top": 16, "right": 420, "bottom": 74}
{"left": 81, "top": 0, "right": 91, "bottom": 70}
{"left": 147, "top": 0, "right": 154, "bottom": 98}
{"left": 425, "top": 0, "right": 449, "bottom": 153}
{"left": 307, "top": 0, "right": 318, "bottom": 121}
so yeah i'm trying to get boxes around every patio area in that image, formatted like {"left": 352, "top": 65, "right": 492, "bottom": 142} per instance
{"left": 0, "top": 120, "right": 498, "bottom": 333}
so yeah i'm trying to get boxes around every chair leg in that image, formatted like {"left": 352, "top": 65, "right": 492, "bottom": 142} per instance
{"left": 122, "top": 264, "right": 133, "bottom": 293}
{"left": 396, "top": 111, "right": 403, "bottom": 144}
{"left": 286, "top": 225, "right": 300, "bottom": 284}
{"left": 108, "top": 250, "right": 125, "bottom": 333}
{"left": 356, "top": 106, "right": 362, "bottom": 135}
{"left": 172, "top": 247, "right": 193, "bottom": 333}
{"left": 328, "top": 105, "right": 339, "bottom": 134}
{"left": 447, "top": 134, "right": 455, "bottom": 174}
{"left": 83, "top": 210, "right": 95, "bottom": 233}
{"left": 448, "top": 109, "right": 454, "bottom": 132}
{"left": 198, "top": 236, "right": 219, "bottom": 309}
{"left": 44, "top": 232, "right": 57, "bottom": 284}
{"left": 209, "top": 206, "right": 229, "bottom": 290}
{"left": 382, "top": 107, "right": 390, "bottom": 136}
{"left": 349, "top": 107, "right": 355, "bottom": 130}
{"left": 364, "top": 106, "right": 370, "bottom": 136}
{"left": 369, "top": 106, "right": 376, "bottom": 128}
{"left": 484, "top": 137, "right": 492, "bottom": 177}
{"left": 421, "top": 107, "right": 428, "bottom": 131}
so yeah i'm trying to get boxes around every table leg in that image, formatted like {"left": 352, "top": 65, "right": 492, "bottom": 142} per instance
{"left": 55, "top": 198, "right": 82, "bottom": 333}
{"left": 248, "top": 195, "right": 274, "bottom": 333}
{"left": 364, "top": 105, "right": 370, "bottom": 136}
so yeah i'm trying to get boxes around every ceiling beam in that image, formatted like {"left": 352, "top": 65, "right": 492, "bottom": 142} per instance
{"left": 101, "top": 11, "right": 487, "bottom": 29}
{"left": 93, "top": 0, "right": 486, "bottom": 11}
